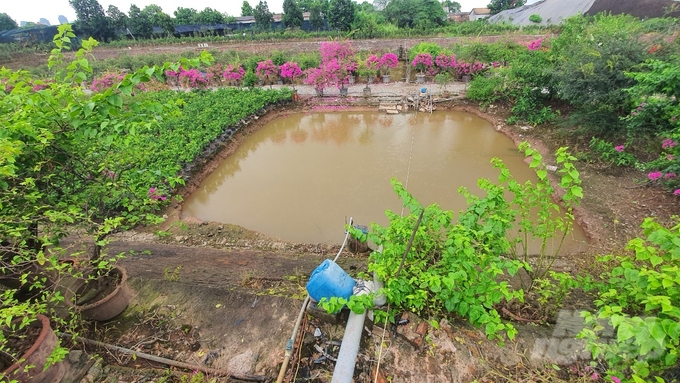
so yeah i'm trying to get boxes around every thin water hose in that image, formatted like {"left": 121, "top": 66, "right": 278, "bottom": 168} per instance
{"left": 333, "top": 217, "right": 353, "bottom": 263}
{"left": 275, "top": 217, "right": 353, "bottom": 383}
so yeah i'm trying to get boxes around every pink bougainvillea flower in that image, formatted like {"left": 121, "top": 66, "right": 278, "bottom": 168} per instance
{"left": 591, "top": 373, "right": 599, "bottom": 380}
{"left": 648, "top": 171, "right": 663, "bottom": 181}
{"left": 662, "top": 138, "right": 678, "bottom": 149}
{"left": 527, "top": 38, "right": 543, "bottom": 51}
{"left": 664, "top": 172, "right": 677, "bottom": 179}
{"left": 611, "top": 377, "right": 621, "bottom": 383}
{"left": 668, "top": 154, "right": 676, "bottom": 160}
{"left": 614, "top": 145, "right": 624, "bottom": 152}
{"left": 223, "top": 65, "right": 245, "bottom": 81}
{"left": 674, "top": 189, "right": 680, "bottom": 195}
{"left": 411, "top": 53, "right": 433, "bottom": 71}
{"left": 366, "top": 54, "right": 380, "bottom": 70}
{"left": 378, "top": 53, "right": 398, "bottom": 69}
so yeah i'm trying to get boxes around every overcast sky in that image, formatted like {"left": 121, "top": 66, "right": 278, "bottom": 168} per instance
{"left": 4, "top": 0, "right": 536, "bottom": 25}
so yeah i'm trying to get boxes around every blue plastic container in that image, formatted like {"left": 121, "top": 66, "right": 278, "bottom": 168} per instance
{"left": 420, "top": 87, "right": 427, "bottom": 93}
{"left": 306, "top": 259, "right": 355, "bottom": 302}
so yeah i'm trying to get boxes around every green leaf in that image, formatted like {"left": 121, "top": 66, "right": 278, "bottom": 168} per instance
{"left": 107, "top": 94, "right": 123, "bottom": 108}
{"left": 83, "top": 102, "right": 95, "bottom": 117}
{"left": 617, "top": 322, "right": 635, "bottom": 342}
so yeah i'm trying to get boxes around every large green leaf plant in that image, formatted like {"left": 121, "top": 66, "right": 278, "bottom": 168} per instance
{"left": 0, "top": 24, "right": 211, "bottom": 379}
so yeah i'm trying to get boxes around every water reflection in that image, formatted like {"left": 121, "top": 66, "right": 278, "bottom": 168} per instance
{"left": 183, "top": 111, "right": 588, "bottom": 252}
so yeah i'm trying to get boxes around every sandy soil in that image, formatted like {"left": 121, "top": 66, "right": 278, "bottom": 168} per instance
{"left": 62, "top": 82, "right": 680, "bottom": 383}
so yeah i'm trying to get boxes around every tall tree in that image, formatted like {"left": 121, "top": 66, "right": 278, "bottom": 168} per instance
{"left": 328, "top": 0, "right": 355, "bottom": 31}
{"left": 352, "top": 10, "right": 378, "bottom": 38}
{"left": 0, "top": 13, "right": 18, "bottom": 31}
{"left": 373, "top": 0, "right": 389, "bottom": 11}
{"left": 283, "top": 0, "right": 304, "bottom": 29}
{"left": 128, "top": 4, "right": 153, "bottom": 39}
{"left": 309, "top": 1, "right": 325, "bottom": 30}
{"left": 143, "top": 4, "right": 175, "bottom": 35}
{"left": 195, "top": 7, "right": 225, "bottom": 24}
{"left": 384, "top": 0, "right": 417, "bottom": 28}
{"left": 358, "top": 1, "right": 376, "bottom": 12}
{"left": 241, "top": 1, "right": 254, "bottom": 16}
{"left": 298, "top": 0, "right": 315, "bottom": 12}
{"left": 415, "top": 0, "right": 446, "bottom": 28}
{"left": 106, "top": 5, "right": 128, "bottom": 30}
{"left": 441, "top": 0, "right": 461, "bottom": 13}
{"left": 253, "top": 1, "right": 274, "bottom": 30}
{"left": 174, "top": 7, "right": 198, "bottom": 24}
{"left": 488, "top": 0, "right": 526, "bottom": 14}
{"left": 69, "top": 0, "right": 115, "bottom": 41}
{"left": 384, "top": 0, "right": 444, "bottom": 28}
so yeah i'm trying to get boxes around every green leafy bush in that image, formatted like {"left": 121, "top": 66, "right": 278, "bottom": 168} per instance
{"left": 351, "top": 179, "right": 525, "bottom": 341}
{"left": 466, "top": 70, "right": 507, "bottom": 106}
{"left": 551, "top": 14, "right": 649, "bottom": 135}
{"left": 467, "top": 43, "right": 558, "bottom": 126}
{"left": 270, "top": 50, "right": 288, "bottom": 66}
{"left": 589, "top": 138, "right": 638, "bottom": 167}
{"left": 408, "top": 42, "right": 441, "bottom": 62}
{"left": 242, "top": 69, "right": 258, "bottom": 87}
{"left": 292, "top": 51, "right": 321, "bottom": 70}
{"left": 529, "top": 14, "right": 542, "bottom": 23}
{"left": 348, "top": 143, "right": 582, "bottom": 340}
{"left": 579, "top": 218, "right": 680, "bottom": 381}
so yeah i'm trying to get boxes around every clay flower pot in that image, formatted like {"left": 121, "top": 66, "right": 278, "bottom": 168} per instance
{"left": 0, "top": 260, "right": 53, "bottom": 296}
{"left": 67, "top": 266, "right": 132, "bottom": 321}
{"left": 1, "top": 314, "right": 66, "bottom": 383}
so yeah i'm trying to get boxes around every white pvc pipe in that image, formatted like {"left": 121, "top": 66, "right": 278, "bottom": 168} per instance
{"left": 330, "top": 310, "right": 366, "bottom": 383}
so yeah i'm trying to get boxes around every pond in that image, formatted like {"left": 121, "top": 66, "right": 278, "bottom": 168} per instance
{"left": 182, "top": 111, "right": 588, "bottom": 253}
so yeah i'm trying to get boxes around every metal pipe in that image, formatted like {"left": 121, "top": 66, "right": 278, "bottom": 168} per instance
{"left": 330, "top": 310, "right": 366, "bottom": 383}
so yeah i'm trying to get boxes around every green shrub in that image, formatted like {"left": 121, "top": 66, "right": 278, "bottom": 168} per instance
{"left": 242, "top": 69, "right": 258, "bottom": 87}
{"left": 529, "top": 14, "right": 542, "bottom": 23}
{"left": 291, "top": 51, "right": 320, "bottom": 70}
{"left": 579, "top": 218, "right": 680, "bottom": 381}
{"left": 244, "top": 55, "right": 266, "bottom": 72}
{"left": 588, "top": 138, "right": 638, "bottom": 167}
{"left": 270, "top": 50, "right": 288, "bottom": 66}
{"left": 467, "top": 71, "right": 507, "bottom": 106}
{"left": 551, "top": 14, "right": 649, "bottom": 136}
{"left": 347, "top": 143, "right": 582, "bottom": 340}
{"left": 408, "top": 42, "right": 441, "bottom": 62}
{"left": 467, "top": 44, "right": 557, "bottom": 126}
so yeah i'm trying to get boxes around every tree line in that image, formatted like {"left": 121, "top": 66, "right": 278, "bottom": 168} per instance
{"left": 0, "top": 0, "right": 528, "bottom": 42}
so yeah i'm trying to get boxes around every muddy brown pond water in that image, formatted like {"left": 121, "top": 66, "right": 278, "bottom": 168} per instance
{"left": 182, "top": 110, "right": 588, "bottom": 253}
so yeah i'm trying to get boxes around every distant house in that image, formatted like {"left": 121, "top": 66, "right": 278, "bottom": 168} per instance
{"left": 448, "top": 12, "right": 470, "bottom": 23}
{"left": 469, "top": 8, "right": 492, "bottom": 21}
